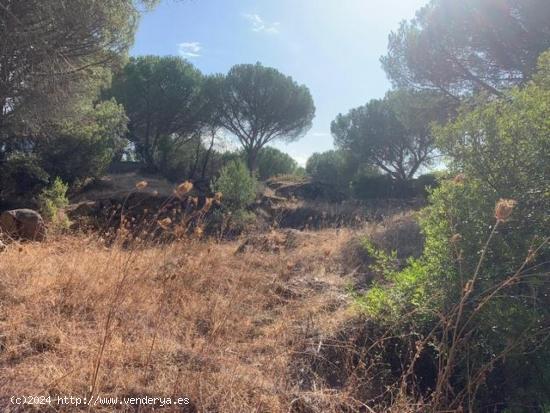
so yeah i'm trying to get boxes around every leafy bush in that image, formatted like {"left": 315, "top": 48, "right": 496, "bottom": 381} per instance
{"left": 306, "top": 150, "right": 355, "bottom": 193}
{"left": 306, "top": 149, "right": 439, "bottom": 200}
{"left": 293, "top": 166, "right": 307, "bottom": 178}
{"left": 359, "top": 51, "right": 550, "bottom": 410}
{"left": 0, "top": 154, "right": 49, "bottom": 209}
{"left": 211, "top": 160, "right": 257, "bottom": 234}
{"left": 156, "top": 135, "right": 204, "bottom": 181}
{"left": 38, "top": 99, "right": 128, "bottom": 185}
{"left": 0, "top": 100, "right": 127, "bottom": 206}
{"left": 256, "top": 146, "right": 298, "bottom": 180}
{"left": 212, "top": 160, "right": 257, "bottom": 211}
{"left": 156, "top": 144, "right": 300, "bottom": 183}
{"left": 38, "top": 177, "right": 70, "bottom": 226}
{"left": 413, "top": 172, "right": 440, "bottom": 195}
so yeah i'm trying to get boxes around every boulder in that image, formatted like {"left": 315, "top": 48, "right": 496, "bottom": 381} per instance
{"left": 0, "top": 209, "right": 46, "bottom": 241}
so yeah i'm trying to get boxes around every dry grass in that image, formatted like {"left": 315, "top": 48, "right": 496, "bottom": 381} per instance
{"left": 0, "top": 229, "right": 356, "bottom": 412}
{"left": 369, "top": 212, "right": 424, "bottom": 261}
{"left": 269, "top": 198, "right": 425, "bottom": 232}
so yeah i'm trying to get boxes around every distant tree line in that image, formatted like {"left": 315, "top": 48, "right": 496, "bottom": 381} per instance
{"left": 106, "top": 57, "right": 313, "bottom": 179}
{"left": 305, "top": 0, "right": 550, "bottom": 199}
{"left": 3, "top": 0, "right": 549, "bottom": 209}
{"left": 0, "top": 1, "right": 315, "bottom": 208}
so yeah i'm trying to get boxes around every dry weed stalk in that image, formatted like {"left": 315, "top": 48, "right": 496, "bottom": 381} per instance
{"left": 391, "top": 199, "right": 549, "bottom": 412}
{"left": 88, "top": 180, "right": 212, "bottom": 402}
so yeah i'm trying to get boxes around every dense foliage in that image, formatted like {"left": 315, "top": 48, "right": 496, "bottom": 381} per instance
{"left": 1, "top": 2, "right": 311, "bottom": 202}
{"left": 211, "top": 160, "right": 257, "bottom": 233}
{"left": 255, "top": 147, "right": 299, "bottom": 180}
{"left": 332, "top": 89, "right": 453, "bottom": 182}
{"left": 217, "top": 63, "right": 315, "bottom": 174}
{"left": 351, "top": 173, "right": 439, "bottom": 200}
{"left": 0, "top": 155, "right": 49, "bottom": 209}
{"left": 212, "top": 160, "right": 257, "bottom": 212}
{"left": 362, "top": 51, "right": 550, "bottom": 411}
{"left": 107, "top": 56, "right": 211, "bottom": 168}
{"left": 381, "top": 0, "right": 550, "bottom": 98}
{"left": 38, "top": 177, "right": 69, "bottom": 228}
{"left": 38, "top": 100, "right": 129, "bottom": 185}
{"left": 0, "top": 0, "right": 152, "bottom": 206}
{"left": 0, "top": 100, "right": 128, "bottom": 207}
{"left": 0, "top": 0, "right": 145, "bottom": 136}
{"left": 306, "top": 150, "right": 356, "bottom": 192}
{"left": 305, "top": 147, "right": 440, "bottom": 199}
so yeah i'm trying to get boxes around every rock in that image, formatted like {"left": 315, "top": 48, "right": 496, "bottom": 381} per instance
{"left": 0, "top": 209, "right": 46, "bottom": 241}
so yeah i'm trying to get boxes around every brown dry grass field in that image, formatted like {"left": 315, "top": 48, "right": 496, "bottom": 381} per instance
{"left": 0, "top": 228, "right": 369, "bottom": 412}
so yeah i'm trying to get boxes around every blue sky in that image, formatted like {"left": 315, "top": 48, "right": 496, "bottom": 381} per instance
{"left": 131, "top": 0, "right": 428, "bottom": 165}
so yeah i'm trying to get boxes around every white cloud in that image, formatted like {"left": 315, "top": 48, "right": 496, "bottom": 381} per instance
{"left": 242, "top": 13, "right": 280, "bottom": 34}
{"left": 178, "top": 42, "right": 202, "bottom": 58}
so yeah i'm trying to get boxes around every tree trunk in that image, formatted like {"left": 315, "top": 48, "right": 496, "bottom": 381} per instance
{"left": 189, "top": 136, "right": 202, "bottom": 179}
{"left": 246, "top": 148, "right": 259, "bottom": 177}
{"left": 201, "top": 132, "right": 216, "bottom": 179}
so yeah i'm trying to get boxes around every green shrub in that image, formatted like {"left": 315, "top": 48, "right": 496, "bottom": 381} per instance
{"left": 212, "top": 160, "right": 257, "bottom": 212}
{"left": 413, "top": 172, "right": 440, "bottom": 195}
{"left": 211, "top": 160, "right": 257, "bottom": 234}
{"left": 256, "top": 146, "right": 298, "bottom": 180}
{"left": 293, "top": 166, "right": 307, "bottom": 178}
{"left": 306, "top": 150, "right": 354, "bottom": 194}
{"left": 0, "top": 154, "right": 49, "bottom": 208}
{"left": 38, "top": 99, "right": 128, "bottom": 185}
{"left": 210, "top": 208, "right": 257, "bottom": 236}
{"left": 38, "top": 177, "right": 70, "bottom": 228}
{"left": 358, "top": 51, "right": 550, "bottom": 410}
{"left": 155, "top": 135, "right": 203, "bottom": 181}
{"left": 305, "top": 150, "right": 439, "bottom": 199}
